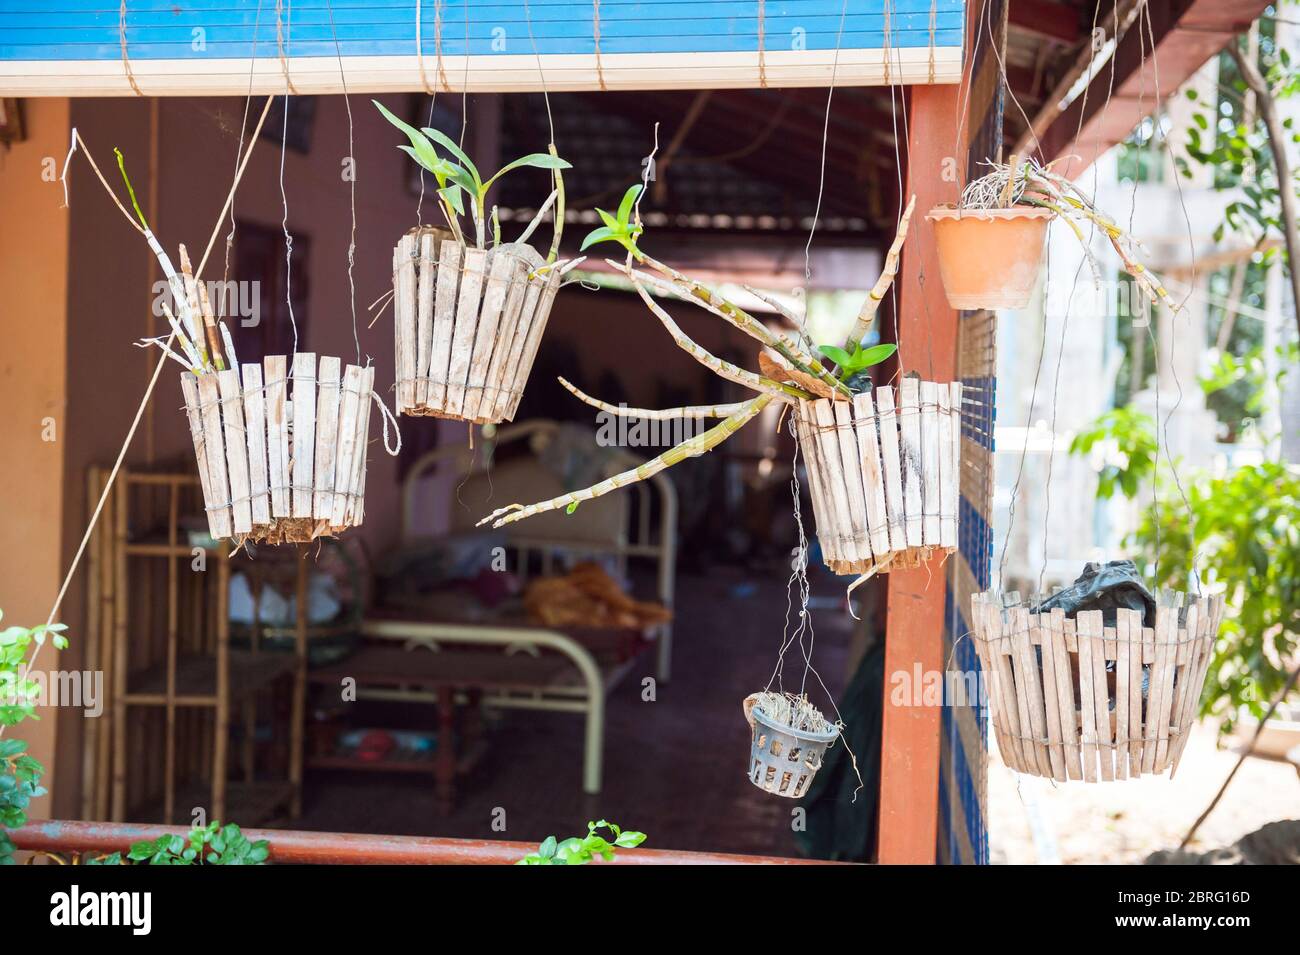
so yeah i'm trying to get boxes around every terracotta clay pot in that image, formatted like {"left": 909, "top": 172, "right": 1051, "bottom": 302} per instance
{"left": 926, "top": 205, "right": 1054, "bottom": 310}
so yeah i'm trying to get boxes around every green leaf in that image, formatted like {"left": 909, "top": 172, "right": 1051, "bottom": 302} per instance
{"left": 580, "top": 226, "right": 618, "bottom": 251}
{"left": 819, "top": 345, "right": 853, "bottom": 368}
{"left": 436, "top": 184, "right": 466, "bottom": 216}
{"left": 856, "top": 343, "right": 897, "bottom": 368}
{"left": 614, "top": 830, "right": 647, "bottom": 848}
{"left": 565, "top": 501, "right": 579, "bottom": 515}
{"left": 421, "top": 125, "right": 478, "bottom": 174}
{"left": 617, "top": 184, "right": 642, "bottom": 225}
{"left": 539, "top": 836, "right": 557, "bottom": 859}
{"left": 596, "top": 207, "right": 620, "bottom": 230}
{"left": 484, "top": 152, "right": 572, "bottom": 193}
{"left": 375, "top": 100, "right": 446, "bottom": 177}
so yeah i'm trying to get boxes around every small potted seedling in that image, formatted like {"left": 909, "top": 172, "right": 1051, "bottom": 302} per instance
{"left": 516, "top": 820, "right": 647, "bottom": 865}
{"left": 375, "top": 102, "right": 585, "bottom": 425}
{"left": 743, "top": 692, "right": 840, "bottom": 798}
{"left": 926, "top": 154, "right": 1178, "bottom": 311}
{"left": 478, "top": 186, "right": 963, "bottom": 579}
{"left": 120, "top": 151, "right": 391, "bottom": 546}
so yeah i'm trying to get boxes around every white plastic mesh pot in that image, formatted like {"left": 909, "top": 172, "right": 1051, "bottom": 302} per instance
{"left": 743, "top": 694, "right": 840, "bottom": 798}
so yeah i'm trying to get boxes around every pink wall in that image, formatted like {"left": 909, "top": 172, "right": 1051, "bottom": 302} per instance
{"left": 0, "top": 97, "right": 71, "bottom": 810}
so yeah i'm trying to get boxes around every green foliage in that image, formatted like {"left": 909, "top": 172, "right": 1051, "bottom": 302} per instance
{"left": 1070, "top": 409, "right": 1300, "bottom": 737}
{"left": 1177, "top": 36, "right": 1299, "bottom": 247}
{"left": 100, "top": 821, "right": 270, "bottom": 866}
{"left": 0, "top": 610, "right": 67, "bottom": 864}
{"left": 373, "top": 100, "right": 570, "bottom": 242}
{"left": 1068, "top": 407, "right": 1158, "bottom": 500}
{"left": 1200, "top": 342, "right": 1299, "bottom": 429}
{"left": 819, "top": 340, "right": 897, "bottom": 387}
{"left": 1131, "top": 460, "right": 1300, "bottom": 736}
{"left": 516, "top": 819, "right": 646, "bottom": 865}
{"left": 580, "top": 184, "right": 645, "bottom": 257}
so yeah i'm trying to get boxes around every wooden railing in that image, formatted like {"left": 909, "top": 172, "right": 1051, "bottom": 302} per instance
{"left": 8, "top": 820, "right": 835, "bottom": 865}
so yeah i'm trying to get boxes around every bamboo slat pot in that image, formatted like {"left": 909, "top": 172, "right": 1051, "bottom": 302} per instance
{"left": 926, "top": 206, "right": 1054, "bottom": 310}
{"left": 180, "top": 352, "right": 376, "bottom": 545}
{"left": 969, "top": 591, "right": 1224, "bottom": 782}
{"left": 796, "top": 379, "right": 963, "bottom": 576}
{"left": 392, "top": 226, "right": 562, "bottom": 425}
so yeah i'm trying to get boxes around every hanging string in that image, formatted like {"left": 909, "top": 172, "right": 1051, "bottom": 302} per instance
{"left": 460, "top": 1, "right": 471, "bottom": 147}
{"left": 756, "top": 0, "right": 768, "bottom": 88}
{"left": 765, "top": 425, "right": 864, "bottom": 798}
{"left": 997, "top": 0, "right": 1106, "bottom": 590}
{"left": 882, "top": 0, "right": 907, "bottom": 377}
{"left": 435, "top": 0, "right": 450, "bottom": 92}
{"left": 525, "top": 1, "right": 557, "bottom": 144}
{"left": 1032, "top": 0, "right": 1116, "bottom": 598}
{"left": 325, "top": 0, "right": 361, "bottom": 365}
{"left": 221, "top": 0, "right": 265, "bottom": 312}
{"left": 801, "top": 0, "right": 851, "bottom": 281}
{"left": 415, "top": 0, "right": 436, "bottom": 95}
{"left": 951, "top": 0, "right": 987, "bottom": 188}
{"left": 1138, "top": 0, "right": 1202, "bottom": 593}
{"left": 275, "top": 0, "right": 299, "bottom": 95}
{"left": 278, "top": 93, "right": 298, "bottom": 357}
{"left": 592, "top": 0, "right": 608, "bottom": 91}
{"left": 926, "top": 0, "right": 938, "bottom": 85}
{"left": 12, "top": 95, "right": 277, "bottom": 716}
{"left": 118, "top": 0, "right": 144, "bottom": 96}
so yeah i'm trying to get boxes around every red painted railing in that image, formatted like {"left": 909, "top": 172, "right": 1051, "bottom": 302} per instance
{"left": 9, "top": 820, "right": 836, "bottom": 865}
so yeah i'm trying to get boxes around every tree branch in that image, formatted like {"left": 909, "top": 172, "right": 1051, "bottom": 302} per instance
{"left": 1229, "top": 40, "right": 1300, "bottom": 342}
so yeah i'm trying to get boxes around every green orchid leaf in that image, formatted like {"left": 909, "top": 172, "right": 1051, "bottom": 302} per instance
{"left": 596, "top": 207, "right": 620, "bottom": 230}
{"left": 580, "top": 227, "right": 617, "bottom": 251}
{"left": 437, "top": 184, "right": 466, "bottom": 216}
{"left": 420, "top": 127, "right": 480, "bottom": 188}
{"left": 484, "top": 152, "right": 572, "bottom": 193}
{"left": 820, "top": 345, "right": 854, "bottom": 368}
{"left": 857, "top": 343, "right": 897, "bottom": 368}
{"left": 375, "top": 101, "right": 444, "bottom": 175}
{"left": 617, "top": 184, "right": 642, "bottom": 225}
{"left": 442, "top": 164, "right": 479, "bottom": 198}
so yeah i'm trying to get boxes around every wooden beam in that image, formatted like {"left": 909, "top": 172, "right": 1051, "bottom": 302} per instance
{"left": 877, "top": 81, "right": 963, "bottom": 866}
{"left": 1009, "top": 0, "right": 1083, "bottom": 45}
{"left": 1033, "top": 0, "right": 1270, "bottom": 170}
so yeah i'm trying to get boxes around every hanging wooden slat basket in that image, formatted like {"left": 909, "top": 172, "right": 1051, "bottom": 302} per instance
{"left": 180, "top": 353, "right": 376, "bottom": 545}
{"left": 392, "top": 226, "right": 563, "bottom": 425}
{"left": 796, "top": 379, "right": 963, "bottom": 576}
{"left": 969, "top": 591, "right": 1225, "bottom": 782}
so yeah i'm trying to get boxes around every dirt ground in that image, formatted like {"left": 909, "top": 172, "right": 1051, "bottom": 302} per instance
{"left": 988, "top": 722, "right": 1300, "bottom": 864}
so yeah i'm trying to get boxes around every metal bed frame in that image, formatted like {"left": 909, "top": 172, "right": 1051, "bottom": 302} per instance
{"left": 363, "top": 420, "right": 678, "bottom": 794}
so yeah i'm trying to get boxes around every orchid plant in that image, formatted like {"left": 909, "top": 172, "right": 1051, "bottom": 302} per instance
{"left": 375, "top": 101, "right": 571, "bottom": 257}
{"left": 476, "top": 179, "right": 913, "bottom": 531}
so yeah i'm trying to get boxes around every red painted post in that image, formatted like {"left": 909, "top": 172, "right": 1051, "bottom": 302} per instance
{"left": 877, "top": 82, "right": 964, "bottom": 865}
